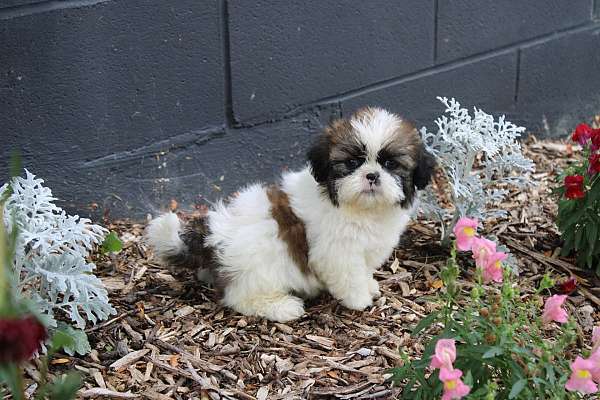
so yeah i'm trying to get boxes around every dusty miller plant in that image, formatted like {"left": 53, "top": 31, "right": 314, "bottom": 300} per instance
{"left": 420, "top": 97, "right": 535, "bottom": 245}
{"left": 1, "top": 170, "right": 115, "bottom": 336}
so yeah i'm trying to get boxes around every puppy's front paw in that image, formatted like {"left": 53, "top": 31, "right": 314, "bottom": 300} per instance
{"left": 263, "top": 296, "right": 305, "bottom": 323}
{"left": 341, "top": 290, "right": 373, "bottom": 311}
{"left": 368, "top": 278, "right": 381, "bottom": 299}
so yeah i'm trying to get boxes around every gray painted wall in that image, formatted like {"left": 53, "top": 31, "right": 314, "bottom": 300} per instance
{"left": 1, "top": 0, "right": 599, "bottom": 218}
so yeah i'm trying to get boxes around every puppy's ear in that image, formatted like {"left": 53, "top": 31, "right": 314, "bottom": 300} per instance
{"left": 413, "top": 145, "right": 436, "bottom": 190}
{"left": 307, "top": 135, "right": 330, "bottom": 183}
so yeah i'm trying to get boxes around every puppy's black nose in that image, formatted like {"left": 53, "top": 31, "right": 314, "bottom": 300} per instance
{"left": 366, "top": 172, "right": 380, "bottom": 183}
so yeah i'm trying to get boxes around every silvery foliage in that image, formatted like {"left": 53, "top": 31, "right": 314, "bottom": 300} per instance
{"left": 1, "top": 170, "right": 115, "bottom": 329}
{"left": 420, "top": 97, "right": 535, "bottom": 242}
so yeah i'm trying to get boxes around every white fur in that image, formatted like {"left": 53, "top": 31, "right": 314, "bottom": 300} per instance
{"left": 146, "top": 109, "right": 418, "bottom": 322}
{"left": 200, "top": 166, "right": 414, "bottom": 322}
{"left": 281, "top": 168, "right": 414, "bottom": 312}
{"left": 337, "top": 110, "right": 409, "bottom": 209}
{"left": 145, "top": 212, "right": 186, "bottom": 262}
{"left": 351, "top": 108, "right": 402, "bottom": 154}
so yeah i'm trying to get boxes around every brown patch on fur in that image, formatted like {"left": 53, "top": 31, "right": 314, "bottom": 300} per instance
{"left": 266, "top": 186, "right": 311, "bottom": 276}
{"left": 325, "top": 118, "right": 356, "bottom": 145}
{"left": 381, "top": 118, "right": 422, "bottom": 167}
{"left": 326, "top": 119, "right": 364, "bottom": 163}
{"left": 166, "top": 217, "right": 230, "bottom": 293}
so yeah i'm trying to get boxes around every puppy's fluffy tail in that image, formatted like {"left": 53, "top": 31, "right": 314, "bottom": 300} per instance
{"left": 145, "top": 213, "right": 186, "bottom": 262}
{"left": 144, "top": 213, "right": 214, "bottom": 280}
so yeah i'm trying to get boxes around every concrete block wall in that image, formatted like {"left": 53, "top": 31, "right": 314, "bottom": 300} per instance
{"left": 1, "top": 0, "right": 599, "bottom": 218}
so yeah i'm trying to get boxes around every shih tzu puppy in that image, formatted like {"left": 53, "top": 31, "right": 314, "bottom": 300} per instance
{"left": 145, "top": 107, "right": 435, "bottom": 322}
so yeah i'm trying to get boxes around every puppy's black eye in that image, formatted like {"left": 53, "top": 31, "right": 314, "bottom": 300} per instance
{"left": 344, "top": 158, "right": 363, "bottom": 169}
{"left": 383, "top": 160, "right": 398, "bottom": 170}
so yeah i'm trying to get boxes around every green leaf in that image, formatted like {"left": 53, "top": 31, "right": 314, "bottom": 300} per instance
{"left": 508, "top": 378, "right": 527, "bottom": 399}
{"left": 469, "top": 387, "right": 489, "bottom": 397}
{"left": 587, "top": 181, "right": 600, "bottom": 204}
{"left": 53, "top": 323, "right": 91, "bottom": 356}
{"left": 101, "top": 231, "right": 123, "bottom": 254}
{"left": 48, "top": 372, "right": 81, "bottom": 400}
{"left": 560, "top": 232, "right": 574, "bottom": 255}
{"left": 0, "top": 364, "right": 24, "bottom": 400}
{"left": 545, "top": 364, "right": 556, "bottom": 385}
{"left": 463, "top": 370, "right": 473, "bottom": 387}
{"left": 411, "top": 311, "right": 439, "bottom": 336}
{"left": 587, "top": 223, "right": 598, "bottom": 252}
{"left": 0, "top": 152, "right": 22, "bottom": 203}
{"left": 482, "top": 346, "right": 503, "bottom": 359}
{"left": 537, "top": 274, "right": 555, "bottom": 292}
{"left": 575, "top": 227, "right": 585, "bottom": 250}
{"left": 50, "top": 330, "right": 75, "bottom": 356}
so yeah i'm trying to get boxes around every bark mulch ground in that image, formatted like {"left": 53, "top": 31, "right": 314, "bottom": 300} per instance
{"left": 37, "top": 139, "right": 600, "bottom": 400}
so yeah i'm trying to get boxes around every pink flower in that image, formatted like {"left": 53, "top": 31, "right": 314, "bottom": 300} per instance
{"left": 589, "top": 350, "right": 600, "bottom": 382}
{"left": 542, "top": 295, "right": 568, "bottom": 324}
{"left": 440, "top": 368, "right": 471, "bottom": 400}
{"left": 471, "top": 237, "right": 497, "bottom": 268}
{"left": 481, "top": 251, "right": 507, "bottom": 284}
{"left": 430, "top": 339, "right": 456, "bottom": 372}
{"left": 593, "top": 327, "right": 600, "bottom": 351}
{"left": 453, "top": 217, "right": 478, "bottom": 251}
{"left": 565, "top": 356, "right": 598, "bottom": 394}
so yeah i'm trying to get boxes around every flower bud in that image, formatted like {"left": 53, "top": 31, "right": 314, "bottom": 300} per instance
{"left": 0, "top": 316, "right": 47, "bottom": 363}
{"left": 485, "top": 333, "right": 496, "bottom": 344}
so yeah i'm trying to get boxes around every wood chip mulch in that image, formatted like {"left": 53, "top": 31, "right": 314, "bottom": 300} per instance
{"left": 35, "top": 139, "right": 600, "bottom": 400}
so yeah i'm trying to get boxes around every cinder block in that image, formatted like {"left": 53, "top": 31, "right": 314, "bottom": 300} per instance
{"left": 437, "top": 0, "right": 593, "bottom": 62}
{"left": 51, "top": 107, "right": 339, "bottom": 218}
{"left": 0, "top": 1, "right": 46, "bottom": 9}
{"left": 342, "top": 52, "right": 518, "bottom": 132}
{"left": 1, "top": 0, "right": 224, "bottom": 165}
{"left": 517, "top": 25, "right": 600, "bottom": 137}
{"left": 229, "top": 0, "right": 435, "bottom": 124}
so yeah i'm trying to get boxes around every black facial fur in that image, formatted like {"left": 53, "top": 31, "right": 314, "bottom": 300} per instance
{"left": 307, "top": 132, "right": 365, "bottom": 205}
{"left": 307, "top": 135, "right": 331, "bottom": 184}
{"left": 413, "top": 146, "right": 437, "bottom": 190}
{"left": 307, "top": 111, "right": 436, "bottom": 208}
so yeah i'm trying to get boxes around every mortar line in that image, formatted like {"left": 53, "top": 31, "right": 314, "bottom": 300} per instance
{"left": 0, "top": 0, "right": 111, "bottom": 20}
{"left": 235, "top": 20, "right": 600, "bottom": 128}
{"left": 514, "top": 48, "right": 521, "bottom": 104}
{"left": 220, "top": 0, "right": 235, "bottom": 129}
{"left": 433, "top": 0, "right": 439, "bottom": 63}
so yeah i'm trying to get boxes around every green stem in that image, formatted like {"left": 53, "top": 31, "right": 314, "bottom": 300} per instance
{"left": 0, "top": 204, "right": 10, "bottom": 315}
{"left": 441, "top": 211, "right": 460, "bottom": 247}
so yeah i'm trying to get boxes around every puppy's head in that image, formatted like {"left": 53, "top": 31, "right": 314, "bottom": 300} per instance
{"left": 307, "top": 107, "right": 435, "bottom": 209}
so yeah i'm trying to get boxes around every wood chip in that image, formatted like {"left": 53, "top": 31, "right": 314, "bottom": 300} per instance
{"left": 43, "top": 141, "right": 600, "bottom": 400}
{"left": 80, "top": 388, "right": 139, "bottom": 398}
{"left": 256, "top": 387, "right": 269, "bottom": 400}
{"left": 306, "top": 335, "right": 335, "bottom": 349}
{"left": 174, "top": 305, "right": 195, "bottom": 318}
{"left": 109, "top": 349, "right": 150, "bottom": 371}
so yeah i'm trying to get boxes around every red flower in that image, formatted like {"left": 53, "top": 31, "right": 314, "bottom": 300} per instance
{"left": 0, "top": 316, "right": 47, "bottom": 363}
{"left": 572, "top": 123, "right": 593, "bottom": 145}
{"left": 564, "top": 175, "right": 585, "bottom": 199}
{"left": 592, "top": 128, "right": 600, "bottom": 151}
{"left": 557, "top": 276, "right": 578, "bottom": 295}
{"left": 590, "top": 153, "right": 600, "bottom": 175}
